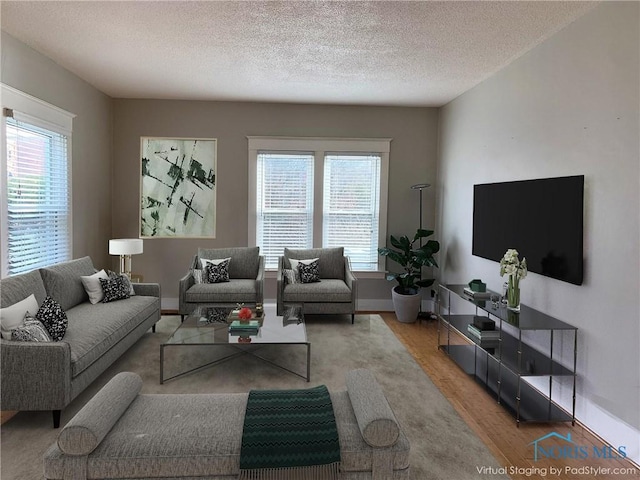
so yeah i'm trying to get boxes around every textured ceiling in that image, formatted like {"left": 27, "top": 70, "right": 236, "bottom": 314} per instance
{"left": 1, "top": 1, "right": 596, "bottom": 107}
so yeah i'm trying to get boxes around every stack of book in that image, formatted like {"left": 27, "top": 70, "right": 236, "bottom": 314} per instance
{"left": 229, "top": 320, "right": 260, "bottom": 336}
{"left": 467, "top": 316, "right": 499, "bottom": 351}
{"left": 463, "top": 287, "right": 492, "bottom": 299}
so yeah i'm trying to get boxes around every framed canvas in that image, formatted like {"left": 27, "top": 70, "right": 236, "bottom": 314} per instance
{"left": 140, "top": 137, "right": 217, "bottom": 238}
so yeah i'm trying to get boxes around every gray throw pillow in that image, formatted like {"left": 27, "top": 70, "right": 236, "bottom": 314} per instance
{"left": 192, "top": 269, "right": 205, "bottom": 284}
{"left": 283, "top": 268, "right": 299, "bottom": 284}
{"left": 11, "top": 313, "right": 52, "bottom": 342}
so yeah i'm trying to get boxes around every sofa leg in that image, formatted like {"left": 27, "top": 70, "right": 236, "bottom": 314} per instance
{"left": 181, "top": 315, "right": 185, "bottom": 323}
{"left": 351, "top": 313, "right": 355, "bottom": 324}
{"left": 52, "top": 410, "right": 61, "bottom": 428}
{"left": 152, "top": 323, "right": 156, "bottom": 333}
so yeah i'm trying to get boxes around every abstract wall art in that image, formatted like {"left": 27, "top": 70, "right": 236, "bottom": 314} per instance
{"left": 140, "top": 137, "right": 217, "bottom": 238}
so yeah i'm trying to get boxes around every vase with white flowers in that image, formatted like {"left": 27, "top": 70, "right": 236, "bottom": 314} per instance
{"left": 499, "top": 249, "right": 527, "bottom": 312}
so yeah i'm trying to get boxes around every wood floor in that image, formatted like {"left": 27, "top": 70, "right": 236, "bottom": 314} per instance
{"left": 380, "top": 312, "right": 639, "bottom": 480}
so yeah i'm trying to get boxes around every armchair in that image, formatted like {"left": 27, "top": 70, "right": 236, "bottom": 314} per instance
{"left": 277, "top": 247, "right": 357, "bottom": 324}
{"left": 179, "top": 247, "right": 264, "bottom": 319}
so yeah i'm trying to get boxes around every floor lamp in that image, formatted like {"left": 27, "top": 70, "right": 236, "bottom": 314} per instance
{"left": 411, "top": 183, "right": 431, "bottom": 320}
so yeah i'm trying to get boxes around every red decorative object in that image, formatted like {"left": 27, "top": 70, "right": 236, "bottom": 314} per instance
{"left": 238, "top": 307, "right": 252, "bottom": 320}
{"left": 238, "top": 336, "right": 252, "bottom": 343}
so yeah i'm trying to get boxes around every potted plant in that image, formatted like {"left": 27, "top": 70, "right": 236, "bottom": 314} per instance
{"left": 378, "top": 229, "right": 440, "bottom": 323}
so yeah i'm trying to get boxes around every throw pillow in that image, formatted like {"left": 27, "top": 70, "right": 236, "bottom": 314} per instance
{"left": 283, "top": 268, "right": 299, "bottom": 285}
{"left": 99, "top": 277, "right": 131, "bottom": 303}
{"left": 205, "top": 259, "right": 230, "bottom": 283}
{"left": 192, "top": 269, "right": 204, "bottom": 284}
{"left": 298, "top": 259, "right": 320, "bottom": 283}
{"left": 107, "top": 270, "right": 136, "bottom": 296}
{"left": 80, "top": 269, "right": 110, "bottom": 304}
{"left": 36, "top": 296, "right": 68, "bottom": 341}
{"left": 0, "top": 293, "right": 39, "bottom": 340}
{"left": 11, "top": 312, "right": 52, "bottom": 342}
{"left": 289, "top": 257, "right": 319, "bottom": 272}
{"left": 199, "top": 257, "right": 232, "bottom": 270}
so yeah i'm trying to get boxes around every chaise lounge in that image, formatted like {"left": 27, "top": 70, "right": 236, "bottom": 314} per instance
{"left": 44, "top": 368, "right": 409, "bottom": 479}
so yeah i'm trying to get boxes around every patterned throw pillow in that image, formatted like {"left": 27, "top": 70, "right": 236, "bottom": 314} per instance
{"left": 107, "top": 270, "right": 136, "bottom": 296}
{"left": 283, "top": 268, "right": 299, "bottom": 284}
{"left": 100, "top": 276, "right": 131, "bottom": 303}
{"left": 0, "top": 293, "right": 39, "bottom": 340}
{"left": 199, "top": 307, "right": 229, "bottom": 324}
{"left": 192, "top": 269, "right": 205, "bottom": 284}
{"left": 35, "top": 296, "right": 68, "bottom": 341}
{"left": 205, "top": 259, "right": 230, "bottom": 283}
{"left": 298, "top": 259, "right": 320, "bottom": 283}
{"left": 11, "top": 312, "right": 52, "bottom": 342}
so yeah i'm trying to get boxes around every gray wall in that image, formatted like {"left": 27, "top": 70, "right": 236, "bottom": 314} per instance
{"left": 112, "top": 100, "right": 439, "bottom": 306}
{"left": 1, "top": 32, "right": 113, "bottom": 269}
{"left": 437, "top": 2, "right": 639, "bottom": 459}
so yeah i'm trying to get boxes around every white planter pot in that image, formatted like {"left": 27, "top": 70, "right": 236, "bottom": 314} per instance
{"left": 391, "top": 286, "right": 421, "bottom": 323}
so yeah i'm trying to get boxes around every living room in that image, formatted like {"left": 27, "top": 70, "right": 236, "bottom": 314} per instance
{"left": 1, "top": 1, "right": 639, "bottom": 479}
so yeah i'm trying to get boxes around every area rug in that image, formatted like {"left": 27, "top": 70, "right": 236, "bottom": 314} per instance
{"left": 0, "top": 312, "right": 509, "bottom": 479}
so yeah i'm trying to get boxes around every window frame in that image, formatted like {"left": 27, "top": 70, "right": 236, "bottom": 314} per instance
{"left": 248, "top": 136, "right": 390, "bottom": 275}
{"left": 1, "top": 84, "right": 75, "bottom": 277}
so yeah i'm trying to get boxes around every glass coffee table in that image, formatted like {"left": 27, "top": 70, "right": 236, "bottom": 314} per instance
{"left": 160, "top": 305, "right": 309, "bottom": 384}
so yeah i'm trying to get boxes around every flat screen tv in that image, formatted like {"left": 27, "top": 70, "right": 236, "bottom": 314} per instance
{"left": 472, "top": 175, "right": 584, "bottom": 285}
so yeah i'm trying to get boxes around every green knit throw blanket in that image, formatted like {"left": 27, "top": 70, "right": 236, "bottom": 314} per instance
{"left": 239, "top": 385, "right": 341, "bottom": 480}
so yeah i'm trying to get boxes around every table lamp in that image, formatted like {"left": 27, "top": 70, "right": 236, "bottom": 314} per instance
{"left": 109, "top": 238, "right": 143, "bottom": 278}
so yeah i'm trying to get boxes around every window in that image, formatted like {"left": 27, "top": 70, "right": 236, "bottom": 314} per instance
{"left": 1, "top": 85, "right": 74, "bottom": 276}
{"left": 323, "top": 154, "right": 381, "bottom": 271}
{"left": 248, "top": 137, "right": 390, "bottom": 272}
{"left": 256, "top": 152, "right": 314, "bottom": 267}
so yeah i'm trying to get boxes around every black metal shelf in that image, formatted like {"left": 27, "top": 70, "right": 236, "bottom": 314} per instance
{"left": 442, "top": 314, "right": 575, "bottom": 377}
{"left": 437, "top": 284, "right": 577, "bottom": 425}
{"left": 440, "top": 344, "right": 573, "bottom": 423}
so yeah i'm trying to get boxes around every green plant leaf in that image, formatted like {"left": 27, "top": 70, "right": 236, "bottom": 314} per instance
{"left": 414, "top": 229, "right": 434, "bottom": 241}
{"left": 389, "top": 235, "right": 404, "bottom": 250}
{"left": 379, "top": 228, "right": 440, "bottom": 291}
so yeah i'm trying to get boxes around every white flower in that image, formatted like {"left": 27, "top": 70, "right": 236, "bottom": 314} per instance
{"left": 505, "top": 249, "right": 519, "bottom": 261}
{"left": 499, "top": 249, "right": 527, "bottom": 280}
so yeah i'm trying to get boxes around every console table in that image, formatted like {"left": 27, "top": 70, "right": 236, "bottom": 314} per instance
{"left": 436, "top": 284, "right": 577, "bottom": 426}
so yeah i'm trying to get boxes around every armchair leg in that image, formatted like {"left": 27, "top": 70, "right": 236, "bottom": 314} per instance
{"left": 152, "top": 323, "right": 156, "bottom": 333}
{"left": 351, "top": 313, "right": 355, "bottom": 324}
{"left": 181, "top": 315, "right": 185, "bottom": 322}
{"left": 52, "top": 410, "right": 61, "bottom": 428}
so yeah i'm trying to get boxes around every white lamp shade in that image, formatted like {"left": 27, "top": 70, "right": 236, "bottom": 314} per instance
{"left": 109, "top": 238, "right": 143, "bottom": 255}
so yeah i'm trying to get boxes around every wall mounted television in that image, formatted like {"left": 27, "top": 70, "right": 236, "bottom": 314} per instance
{"left": 472, "top": 175, "right": 584, "bottom": 285}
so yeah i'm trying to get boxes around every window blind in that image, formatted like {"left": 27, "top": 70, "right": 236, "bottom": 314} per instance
{"left": 256, "top": 152, "right": 314, "bottom": 269}
{"left": 323, "top": 154, "right": 381, "bottom": 271}
{"left": 5, "top": 116, "right": 71, "bottom": 275}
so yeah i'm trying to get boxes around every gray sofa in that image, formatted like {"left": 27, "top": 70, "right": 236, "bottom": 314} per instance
{"left": 178, "top": 246, "right": 264, "bottom": 319}
{"left": 44, "top": 369, "right": 410, "bottom": 480}
{"left": 277, "top": 247, "right": 358, "bottom": 323}
{"left": 0, "top": 256, "right": 161, "bottom": 428}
